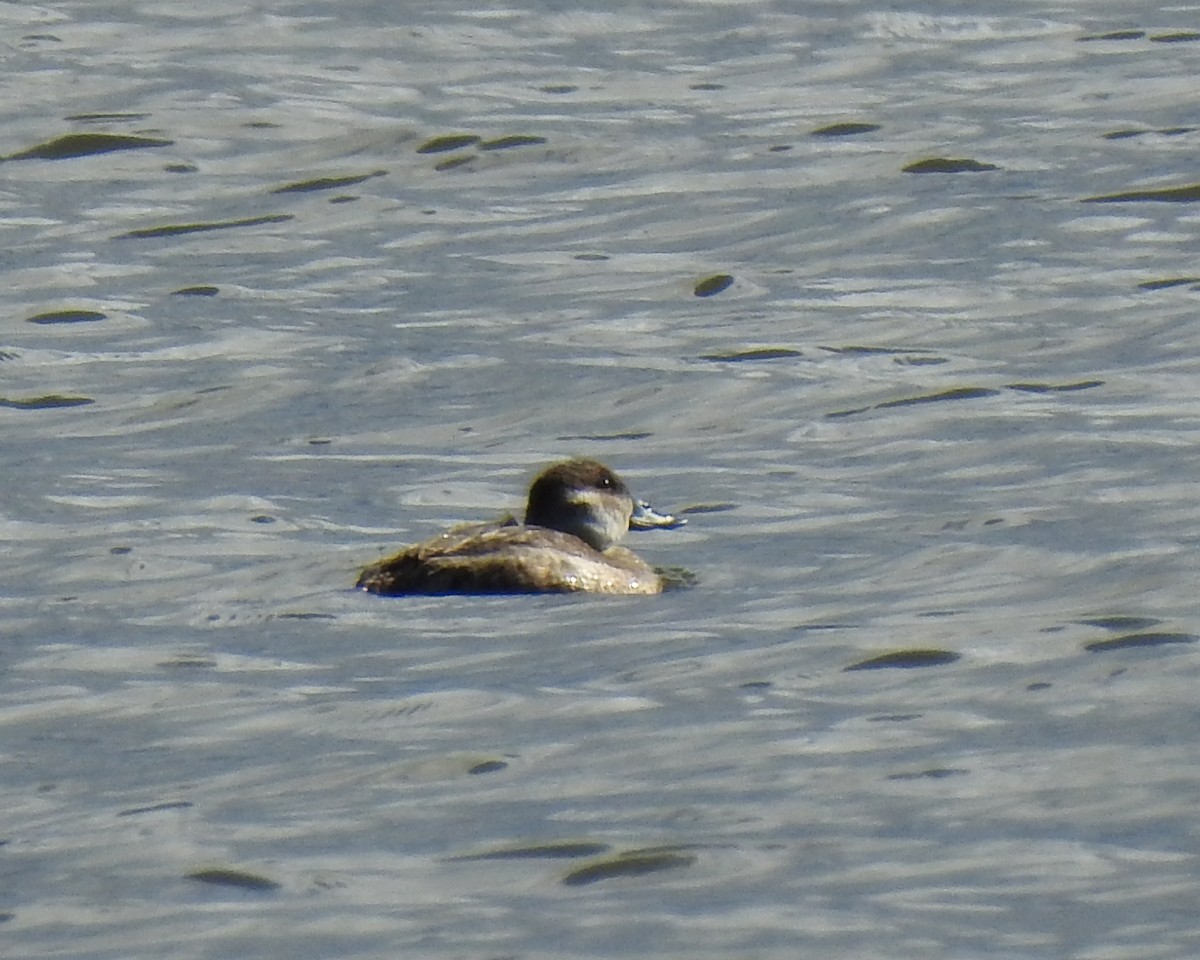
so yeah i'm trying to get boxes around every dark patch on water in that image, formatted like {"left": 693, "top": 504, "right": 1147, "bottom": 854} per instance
{"left": 158, "top": 655, "right": 217, "bottom": 668}
{"left": 435, "top": 154, "right": 476, "bottom": 172}
{"left": 845, "top": 649, "right": 961, "bottom": 671}
{"left": 826, "top": 404, "right": 872, "bottom": 418}
{"left": 118, "top": 214, "right": 294, "bottom": 239}
{"left": 887, "top": 767, "right": 968, "bottom": 780}
{"left": 903, "top": 157, "right": 998, "bottom": 174}
{"left": 557, "top": 430, "right": 652, "bottom": 441}
{"left": 1078, "top": 30, "right": 1145, "bottom": 41}
{"left": 821, "top": 344, "right": 904, "bottom": 355}
{"left": 1084, "top": 632, "right": 1197, "bottom": 653}
{"left": 478, "top": 135, "right": 547, "bottom": 151}
{"left": 118, "top": 800, "right": 193, "bottom": 817}
{"left": 873, "top": 387, "right": 1000, "bottom": 409}
{"left": 1149, "top": 32, "right": 1200, "bottom": 43}
{"left": 694, "top": 274, "right": 735, "bottom": 297}
{"left": 1104, "top": 127, "right": 1195, "bottom": 140}
{"left": 27, "top": 309, "right": 106, "bottom": 325}
{"left": 172, "top": 285, "right": 219, "bottom": 297}
{"left": 812, "top": 122, "right": 881, "bottom": 137}
{"left": 1082, "top": 183, "right": 1200, "bottom": 203}
{"left": 658, "top": 566, "right": 699, "bottom": 590}
{"left": 416, "top": 133, "right": 480, "bottom": 154}
{"left": 0, "top": 395, "right": 94, "bottom": 409}
{"left": 65, "top": 112, "right": 152, "bottom": 123}
{"left": 1137, "top": 277, "right": 1200, "bottom": 290}
{"left": 449, "top": 841, "right": 610, "bottom": 862}
{"left": 942, "top": 517, "right": 999, "bottom": 531}
{"left": 701, "top": 347, "right": 802, "bottom": 362}
{"left": 678, "top": 502, "right": 736, "bottom": 515}
{"left": 561, "top": 848, "right": 697, "bottom": 887}
{"left": 795, "top": 622, "right": 861, "bottom": 634}
{"left": 274, "top": 612, "right": 337, "bottom": 621}
{"left": 6, "top": 132, "right": 173, "bottom": 161}
{"left": 1076, "top": 615, "right": 1162, "bottom": 631}
{"left": 540, "top": 84, "right": 577, "bottom": 94}
{"left": 467, "top": 759, "right": 509, "bottom": 775}
{"left": 186, "top": 868, "right": 281, "bottom": 892}
{"left": 271, "top": 170, "right": 386, "bottom": 193}
{"left": 822, "top": 345, "right": 948, "bottom": 368}
{"left": 1005, "top": 380, "right": 1103, "bottom": 393}
{"left": 689, "top": 82, "right": 725, "bottom": 91}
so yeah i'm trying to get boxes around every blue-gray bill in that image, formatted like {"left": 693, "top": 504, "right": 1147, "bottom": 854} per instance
{"left": 630, "top": 499, "right": 686, "bottom": 530}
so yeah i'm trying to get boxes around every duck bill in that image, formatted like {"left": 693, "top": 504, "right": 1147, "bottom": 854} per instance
{"left": 629, "top": 499, "right": 686, "bottom": 530}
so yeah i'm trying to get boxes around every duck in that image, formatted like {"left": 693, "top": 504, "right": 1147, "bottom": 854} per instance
{"left": 355, "top": 458, "right": 685, "bottom": 595}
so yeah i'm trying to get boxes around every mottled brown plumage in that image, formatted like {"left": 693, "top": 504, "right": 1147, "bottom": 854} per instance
{"left": 355, "top": 459, "right": 681, "bottom": 596}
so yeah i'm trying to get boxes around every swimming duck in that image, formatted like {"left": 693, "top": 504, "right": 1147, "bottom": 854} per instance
{"left": 355, "top": 458, "right": 685, "bottom": 595}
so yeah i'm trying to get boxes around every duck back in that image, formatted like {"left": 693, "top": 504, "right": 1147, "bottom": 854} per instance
{"left": 355, "top": 521, "right": 662, "bottom": 596}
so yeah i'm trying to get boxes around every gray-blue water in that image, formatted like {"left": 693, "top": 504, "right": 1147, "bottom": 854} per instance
{"left": 5, "top": 3, "right": 1200, "bottom": 957}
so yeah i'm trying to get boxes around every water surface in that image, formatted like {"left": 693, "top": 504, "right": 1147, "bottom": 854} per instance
{"left": 4, "top": 2, "right": 1200, "bottom": 957}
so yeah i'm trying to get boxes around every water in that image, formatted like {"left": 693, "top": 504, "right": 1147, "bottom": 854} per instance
{"left": 4, "top": 2, "right": 1200, "bottom": 957}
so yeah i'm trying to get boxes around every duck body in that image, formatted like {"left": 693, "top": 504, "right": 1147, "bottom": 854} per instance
{"left": 355, "top": 459, "right": 683, "bottom": 596}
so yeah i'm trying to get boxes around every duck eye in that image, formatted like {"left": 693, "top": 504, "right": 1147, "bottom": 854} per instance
{"left": 597, "top": 474, "right": 613, "bottom": 489}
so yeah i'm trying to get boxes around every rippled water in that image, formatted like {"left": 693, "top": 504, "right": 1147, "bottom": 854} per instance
{"left": 5, "top": 2, "right": 1200, "bottom": 957}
